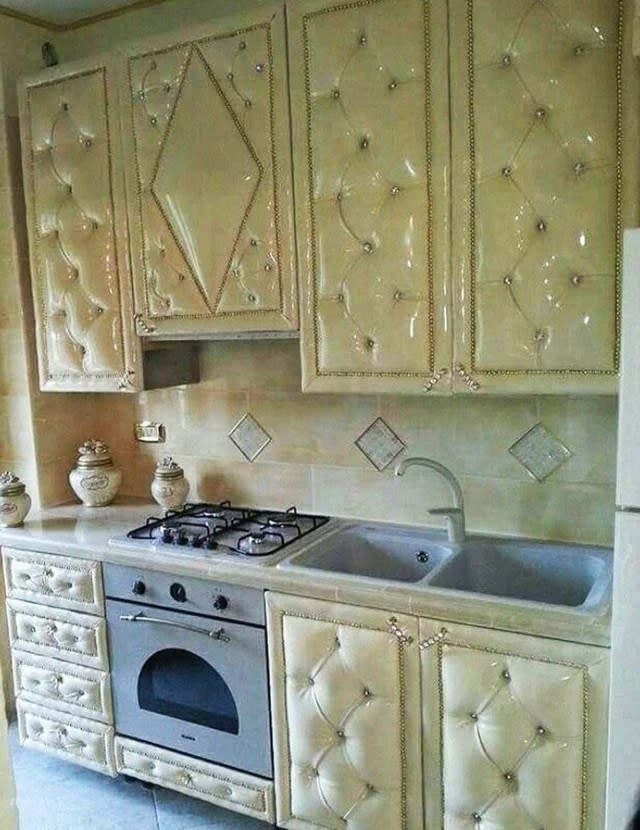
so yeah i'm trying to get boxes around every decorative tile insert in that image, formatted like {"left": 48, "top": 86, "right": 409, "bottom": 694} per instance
{"left": 229, "top": 413, "right": 271, "bottom": 462}
{"left": 355, "top": 417, "right": 406, "bottom": 471}
{"left": 509, "top": 422, "right": 572, "bottom": 482}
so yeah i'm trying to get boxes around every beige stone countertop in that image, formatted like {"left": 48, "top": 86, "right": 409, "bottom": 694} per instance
{"left": 0, "top": 497, "right": 611, "bottom": 648}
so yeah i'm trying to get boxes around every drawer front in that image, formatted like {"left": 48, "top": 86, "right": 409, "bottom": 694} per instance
{"left": 17, "top": 699, "right": 116, "bottom": 776}
{"left": 7, "top": 599, "right": 108, "bottom": 670}
{"left": 115, "top": 737, "right": 275, "bottom": 824}
{"left": 3, "top": 548, "right": 104, "bottom": 614}
{"left": 12, "top": 650, "right": 112, "bottom": 723}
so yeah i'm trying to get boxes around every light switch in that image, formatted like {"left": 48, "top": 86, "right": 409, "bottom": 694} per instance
{"left": 134, "top": 421, "right": 166, "bottom": 443}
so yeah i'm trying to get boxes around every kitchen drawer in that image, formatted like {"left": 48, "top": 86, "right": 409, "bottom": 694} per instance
{"left": 115, "top": 737, "right": 275, "bottom": 824}
{"left": 17, "top": 699, "right": 116, "bottom": 776}
{"left": 2, "top": 548, "right": 104, "bottom": 615}
{"left": 7, "top": 599, "right": 109, "bottom": 670}
{"left": 12, "top": 650, "right": 112, "bottom": 723}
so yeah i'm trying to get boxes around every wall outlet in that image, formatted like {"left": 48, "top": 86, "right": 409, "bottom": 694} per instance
{"left": 134, "top": 421, "right": 166, "bottom": 443}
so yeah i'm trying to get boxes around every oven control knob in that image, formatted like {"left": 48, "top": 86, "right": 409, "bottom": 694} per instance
{"left": 213, "top": 594, "right": 228, "bottom": 611}
{"left": 169, "top": 582, "right": 187, "bottom": 603}
{"left": 132, "top": 580, "right": 146, "bottom": 596}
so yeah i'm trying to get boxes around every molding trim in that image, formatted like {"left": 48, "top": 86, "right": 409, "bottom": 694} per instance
{"left": 0, "top": 0, "right": 170, "bottom": 32}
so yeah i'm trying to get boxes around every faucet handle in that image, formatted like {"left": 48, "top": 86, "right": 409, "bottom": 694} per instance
{"left": 428, "top": 507, "right": 465, "bottom": 544}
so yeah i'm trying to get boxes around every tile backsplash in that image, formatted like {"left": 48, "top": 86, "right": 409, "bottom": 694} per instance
{"left": 52, "top": 338, "right": 617, "bottom": 547}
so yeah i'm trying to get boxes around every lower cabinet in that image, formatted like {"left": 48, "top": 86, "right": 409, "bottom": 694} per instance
{"left": 267, "top": 593, "right": 610, "bottom": 830}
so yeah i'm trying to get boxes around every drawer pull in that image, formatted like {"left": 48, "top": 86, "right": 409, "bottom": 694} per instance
{"left": 119, "top": 612, "right": 230, "bottom": 642}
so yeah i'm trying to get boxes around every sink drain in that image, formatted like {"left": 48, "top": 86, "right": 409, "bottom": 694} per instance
{"left": 416, "top": 551, "right": 429, "bottom": 563}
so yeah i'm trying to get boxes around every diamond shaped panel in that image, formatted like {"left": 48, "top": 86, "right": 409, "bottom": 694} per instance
{"left": 152, "top": 47, "right": 260, "bottom": 310}
{"left": 509, "top": 422, "right": 572, "bottom": 481}
{"left": 229, "top": 413, "right": 271, "bottom": 462}
{"left": 355, "top": 417, "right": 405, "bottom": 471}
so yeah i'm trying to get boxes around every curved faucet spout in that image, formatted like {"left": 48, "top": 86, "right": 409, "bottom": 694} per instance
{"left": 394, "top": 456, "right": 465, "bottom": 543}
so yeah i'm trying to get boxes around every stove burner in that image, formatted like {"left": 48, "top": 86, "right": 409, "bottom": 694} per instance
{"left": 249, "top": 532, "right": 267, "bottom": 545}
{"left": 265, "top": 511, "right": 298, "bottom": 528}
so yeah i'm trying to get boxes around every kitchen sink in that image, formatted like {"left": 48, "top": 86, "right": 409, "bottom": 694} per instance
{"left": 428, "top": 539, "right": 611, "bottom": 610}
{"left": 280, "top": 522, "right": 454, "bottom": 583}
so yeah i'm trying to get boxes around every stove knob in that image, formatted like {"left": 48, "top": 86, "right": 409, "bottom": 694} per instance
{"left": 169, "top": 582, "right": 187, "bottom": 603}
{"left": 176, "top": 530, "right": 188, "bottom": 546}
{"left": 205, "top": 539, "right": 218, "bottom": 550}
{"left": 213, "top": 594, "right": 228, "bottom": 611}
{"left": 161, "top": 528, "right": 173, "bottom": 544}
{"left": 132, "top": 580, "right": 146, "bottom": 596}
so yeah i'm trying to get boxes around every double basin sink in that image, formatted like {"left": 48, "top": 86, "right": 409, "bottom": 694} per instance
{"left": 278, "top": 522, "right": 612, "bottom": 613}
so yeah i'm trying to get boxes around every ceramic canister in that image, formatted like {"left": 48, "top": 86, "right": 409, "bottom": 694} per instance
{"left": 151, "top": 457, "right": 190, "bottom": 511}
{"left": 0, "top": 471, "right": 31, "bottom": 527}
{"left": 69, "top": 439, "right": 122, "bottom": 507}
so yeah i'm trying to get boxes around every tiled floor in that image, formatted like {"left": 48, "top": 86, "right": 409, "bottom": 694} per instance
{"left": 9, "top": 724, "right": 274, "bottom": 830}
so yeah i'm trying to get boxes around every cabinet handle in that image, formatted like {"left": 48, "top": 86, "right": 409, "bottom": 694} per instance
{"left": 119, "top": 612, "right": 231, "bottom": 642}
{"left": 419, "top": 628, "right": 448, "bottom": 650}
{"left": 387, "top": 616, "right": 414, "bottom": 645}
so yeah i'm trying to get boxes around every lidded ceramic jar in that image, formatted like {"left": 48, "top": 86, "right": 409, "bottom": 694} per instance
{"left": 151, "top": 457, "right": 189, "bottom": 511}
{"left": 0, "top": 471, "right": 31, "bottom": 527}
{"left": 69, "top": 439, "right": 122, "bottom": 507}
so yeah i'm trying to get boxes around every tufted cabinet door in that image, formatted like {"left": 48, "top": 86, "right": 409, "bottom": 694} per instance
{"left": 420, "top": 618, "right": 609, "bottom": 830}
{"left": 19, "top": 56, "right": 142, "bottom": 392}
{"left": 289, "top": 0, "right": 452, "bottom": 394}
{"left": 266, "top": 592, "right": 423, "bottom": 829}
{"left": 449, "top": 0, "right": 639, "bottom": 394}
{"left": 120, "top": 5, "right": 297, "bottom": 337}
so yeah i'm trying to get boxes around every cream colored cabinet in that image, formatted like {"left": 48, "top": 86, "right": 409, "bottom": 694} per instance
{"left": 288, "top": 0, "right": 452, "bottom": 394}
{"left": 2, "top": 549, "right": 116, "bottom": 776}
{"left": 120, "top": 5, "right": 298, "bottom": 338}
{"left": 266, "top": 592, "right": 424, "bottom": 829}
{"left": 18, "top": 57, "right": 198, "bottom": 393}
{"left": 420, "top": 618, "right": 609, "bottom": 830}
{"left": 267, "top": 592, "right": 609, "bottom": 830}
{"left": 291, "top": 0, "right": 637, "bottom": 395}
{"left": 448, "top": 0, "right": 637, "bottom": 394}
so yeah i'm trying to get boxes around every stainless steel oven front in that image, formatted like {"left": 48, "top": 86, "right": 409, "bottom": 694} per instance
{"left": 104, "top": 564, "right": 272, "bottom": 778}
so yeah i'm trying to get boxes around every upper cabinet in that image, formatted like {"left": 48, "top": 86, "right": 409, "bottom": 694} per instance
{"left": 291, "top": 0, "right": 638, "bottom": 395}
{"left": 19, "top": 56, "right": 143, "bottom": 392}
{"left": 120, "top": 6, "right": 298, "bottom": 338}
{"left": 449, "top": 0, "right": 637, "bottom": 394}
{"left": 288, "top": 0, "right": 452, "bottom": 394}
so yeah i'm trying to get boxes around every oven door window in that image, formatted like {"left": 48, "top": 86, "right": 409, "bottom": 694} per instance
{"left": 137, "top": 648, "right": 239, "bottom": 735}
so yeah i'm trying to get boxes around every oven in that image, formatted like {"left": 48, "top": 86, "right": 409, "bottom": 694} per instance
{"left": 104, "top": 564, "right": 272, "bottom": 778}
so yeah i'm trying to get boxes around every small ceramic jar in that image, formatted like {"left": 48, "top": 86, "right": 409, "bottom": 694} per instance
{"left": 0, "top": 471, "right": 31, "bottom": 527}
{"left": 69, "top": 439, "right": 122, "bottom": 507}
{"left": 151, "top": 457, "right": 189, "bottom": 511}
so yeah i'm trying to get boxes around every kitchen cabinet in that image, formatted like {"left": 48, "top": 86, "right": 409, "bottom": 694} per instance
{"left": 119, "top": 4, "right": 298, "bottom": 338}
{"left": 18, "top": 55, "right": 198, "bottom": 392}
{"left": 267, "top": 592, "right": 609, "bottom": 830}
{"left": 1, "top": 548, "right": 116, "bottom": 775}
{"left": 290, "top": 0, "right": 636, "bottom": 395}
{"left": 266, "top": 592, "right": 423, "bottom": 829}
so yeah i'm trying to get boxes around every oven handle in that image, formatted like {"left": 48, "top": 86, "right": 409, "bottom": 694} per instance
{"left": 119, "top": 612, "right": 231, "bottom": 642}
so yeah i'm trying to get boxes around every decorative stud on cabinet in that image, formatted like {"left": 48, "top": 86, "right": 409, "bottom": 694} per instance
{"left": 288, "top": 0, "right": 452, "bottom": 394}
{"left": 119, "top": 5, "right": 298, "bottom": 338}
{"left": 18, "top": 55, "right": 198, "bottom": 392}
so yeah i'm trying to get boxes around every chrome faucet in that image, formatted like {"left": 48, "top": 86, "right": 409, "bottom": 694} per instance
{"left": 394, "top": 456, "right": 466, "bottom": 543}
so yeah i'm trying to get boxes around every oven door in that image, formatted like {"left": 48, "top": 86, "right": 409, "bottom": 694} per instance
{"left": 106, "top": 599, "right": 272, "bottom": 777}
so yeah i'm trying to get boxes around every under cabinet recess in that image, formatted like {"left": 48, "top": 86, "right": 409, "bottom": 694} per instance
{"left": 119, "top": 4, "right": 298, "bottom": 338}
{"left": 18, "top": 55, "right": 198, "bottom": 392}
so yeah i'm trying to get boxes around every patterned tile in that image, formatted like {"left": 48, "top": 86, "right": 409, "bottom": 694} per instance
{"left": 509, "top": 422, "right": 572, "bottom": 482}
{"left": 228, "top": 413, "right": 271, "bottom": 462}
{"left": 355, "top": 417, "right": 405, "bottom": 471}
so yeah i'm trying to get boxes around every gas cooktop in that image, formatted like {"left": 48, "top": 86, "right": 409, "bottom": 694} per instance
{"left": 109, "top": 502, "right": 330, "bottom": 562}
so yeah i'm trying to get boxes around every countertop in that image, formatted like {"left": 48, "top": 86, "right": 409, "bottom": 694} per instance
{"left": 0, "top": 497, "right": 611, "bottom": 647}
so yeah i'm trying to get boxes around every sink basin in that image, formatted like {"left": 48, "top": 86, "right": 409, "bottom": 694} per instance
{"left": 428, "top": 540, "right": 610, "bottom": 610}
{"left": 280, "top": 523, "right": 454, "bottom": 583}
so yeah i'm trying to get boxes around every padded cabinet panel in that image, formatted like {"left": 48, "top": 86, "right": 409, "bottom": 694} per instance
{"left": 450, "top": 0, "right": 635, "bottom": 393}
{"left": 115, "top": 737, "right": 275, "bottom": 823}
{"left": 2, "top": 548, "right": 103, "bottom": 615}
{"left": 121, "top": 5, "right": 297, "bottom": 336}
{"left": 17, "top": 699, "right": 116, "bottom": 776}
{"left": 420, "top": 619, "right": 609, "bottom": 830}
{"left": 12, "top": 650, "right": 112, "bottom": 723}
{"left": 289, "top": 0, "right": 451, "bottom": 394}
{"left": 266, "top": 592, "right": 422, "bottom": 830}
{"left": 19, "top": 56, "right": 141, "bottom": 392}
{"left": 6, "top": 599, "right": 108, "bottom": 670}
